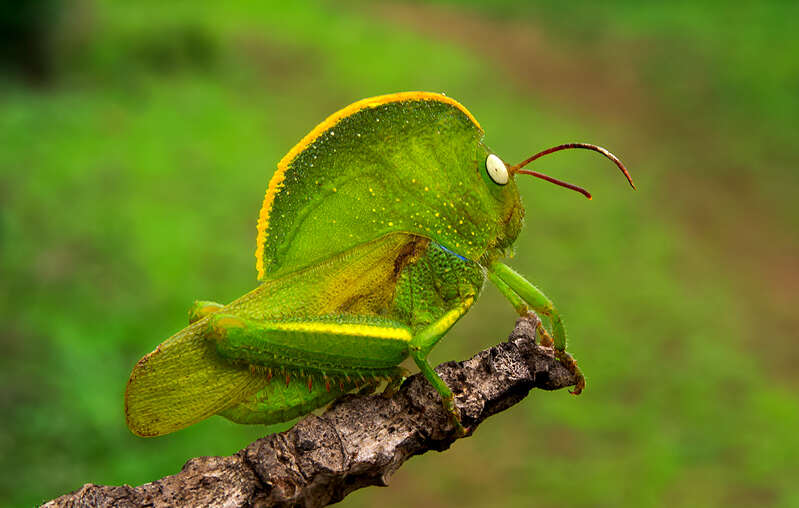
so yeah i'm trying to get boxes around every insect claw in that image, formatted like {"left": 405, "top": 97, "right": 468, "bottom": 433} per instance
{"left": 266, "top": 368, "right": 273, "bottom": 382}
{"left": 307, "top": 375, "right": 313, "bottom": 392}
{"left": 569, "top": 379, "right": 585, "bottom": 395}
{"left": 324, "top": 376, "right": 331, "bottom": 392}
{"left": 285, "top": 372, "right": 291, "bottom": 386}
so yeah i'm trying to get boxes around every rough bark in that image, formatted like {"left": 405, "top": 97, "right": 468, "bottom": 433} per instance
{"left": 43, "top": 314, "right": 579, "bottom": 508}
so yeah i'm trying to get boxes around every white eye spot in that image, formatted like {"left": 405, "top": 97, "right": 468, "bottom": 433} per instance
{"left": 485, "top": 154, "right": 509, "bottom": 185}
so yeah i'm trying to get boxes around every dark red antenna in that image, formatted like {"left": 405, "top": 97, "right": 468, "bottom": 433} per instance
{"left": 510, "top": 143, "right": 635, "bottom": 198}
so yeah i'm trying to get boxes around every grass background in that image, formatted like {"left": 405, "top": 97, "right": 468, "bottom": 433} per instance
{"left": 1, "top": 1, "right": 797, "bottom": 506}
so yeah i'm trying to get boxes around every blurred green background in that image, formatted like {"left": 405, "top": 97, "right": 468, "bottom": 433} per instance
{"left": 2, "top": 1, "right": 798, "bottom": 506}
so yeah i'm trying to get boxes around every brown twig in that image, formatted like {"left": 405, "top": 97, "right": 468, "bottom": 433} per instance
{"left": 42, "top": 313, "right": 580, "bottom": 508}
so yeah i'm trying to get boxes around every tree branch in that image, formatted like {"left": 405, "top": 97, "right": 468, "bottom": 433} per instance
{"left": 43, "top": 313, "right": 579, "bottom": 508}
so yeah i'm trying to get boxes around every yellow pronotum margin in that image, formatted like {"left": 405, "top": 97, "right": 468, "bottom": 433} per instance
{"left": 254, "top": 92, "right": 482, "bottom": 280}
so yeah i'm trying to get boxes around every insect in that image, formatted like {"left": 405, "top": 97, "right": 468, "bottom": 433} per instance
{"left": 125, "top": 92, "right": 635, "bottom": 437}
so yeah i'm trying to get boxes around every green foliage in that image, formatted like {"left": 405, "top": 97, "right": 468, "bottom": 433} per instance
{"left": 1, "top": 2, "right": 797, "bottom": 507}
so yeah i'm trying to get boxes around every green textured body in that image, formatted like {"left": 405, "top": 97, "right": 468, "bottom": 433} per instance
{"left": 126, "top": 232, "right": 486, "bottom": 435}
{"left": 217, "top": 234, "right": 484, "bottom": 426}
{"left": 125, "top": 92, "right": 598, "bottom": 437}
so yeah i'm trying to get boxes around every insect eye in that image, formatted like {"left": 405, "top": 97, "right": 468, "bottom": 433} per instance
{"left": 485, "top": 154, "right": 509, "bottom": 185}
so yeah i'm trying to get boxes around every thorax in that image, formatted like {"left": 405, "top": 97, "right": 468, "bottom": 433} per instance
{"left": 388, "top": 240, "right": 486, "bottom": 331}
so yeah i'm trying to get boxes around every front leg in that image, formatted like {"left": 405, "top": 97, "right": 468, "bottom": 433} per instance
{"left": 488, "top": 271, "right": 554, "bottom": 348}
{"left": 489, "top": 262, "right": 566, "bottom": 350}
{"left": 489, "top": 261, "right": 585, "bottom": 394}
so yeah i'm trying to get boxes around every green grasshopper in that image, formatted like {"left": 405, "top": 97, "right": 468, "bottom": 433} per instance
{"left": 125, "top": 92, "right": 635, "bottom": 437}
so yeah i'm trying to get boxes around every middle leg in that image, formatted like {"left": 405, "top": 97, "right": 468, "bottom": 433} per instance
{"left": 409, "top": 296, "right": 475, "bottom": 435}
